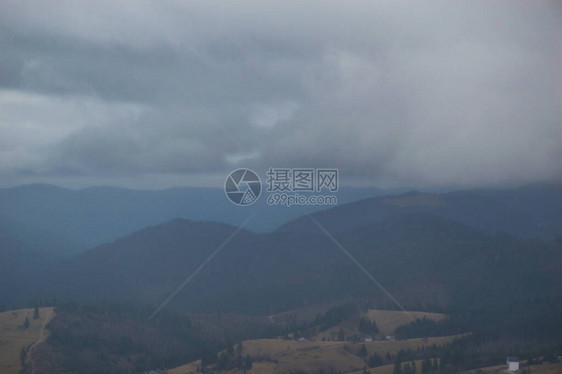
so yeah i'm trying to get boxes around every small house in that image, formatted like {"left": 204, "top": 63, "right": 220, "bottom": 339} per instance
{"left": 507, "top": 357, "right": 519, "bottom": 371}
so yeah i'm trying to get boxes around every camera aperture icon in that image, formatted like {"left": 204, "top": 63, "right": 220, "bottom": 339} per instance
{"left": 225, "top": 168, "right": 262, "bottom": 206}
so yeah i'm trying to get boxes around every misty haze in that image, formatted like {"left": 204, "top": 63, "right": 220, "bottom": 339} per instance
{"left": 0, "top": 1, "right": 561, "bottom": 374}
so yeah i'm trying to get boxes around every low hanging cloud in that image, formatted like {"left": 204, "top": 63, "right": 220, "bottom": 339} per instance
{"left": 0, "top": 0, "right": 560, "bottom": 188}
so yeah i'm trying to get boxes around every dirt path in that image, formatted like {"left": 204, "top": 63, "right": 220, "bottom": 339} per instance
{"left": 27, "top": 320, "right": 45, "bottom": 374}
{"left": 27, "top": 310, "right": 53, "bottom": 374}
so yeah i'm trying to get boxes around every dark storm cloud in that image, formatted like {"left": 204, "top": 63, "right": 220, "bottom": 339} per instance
{"left": 0, "top": 1, "right": 560, "bottom": 188}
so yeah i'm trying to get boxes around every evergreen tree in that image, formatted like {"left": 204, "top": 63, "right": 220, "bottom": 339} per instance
{"left": 20, "top": 346, "right": 26, "bottom": 367}
{"left": 432, "top": 358, "right": 438, "bottom": 371}
{"left": 244, "top": 354, "right": 253, "bottom": 369}
{"left": 368, "top": 352, "right": 383, "bottom": 368}
{"left": 337, "top": 327, "right": 345, "bottom": 341}
{"left": 200, "top": 356, "right": 208, "bottom": 373}
{"left": 403, "top": 362, "right": 412, "bottom": 374}
{"left": 33, "top": 304, "right": 40, "bottom": 320}
{"left": 359, "top": 317, "right": 379, "bottom": 334}
{"left": 359, "top": 344, "right": 368, "bottom": 357}
{"left": 421, "top": 358, "right": 431, "bottom": 373}
{"left": 217, "top": 352, "right": 228, "bottom": 370}
{"left": 393, "top": 359, "right": 402, "bottom": 374}
{"left": 236, "top": 341, "right": 243, "bottom": 356}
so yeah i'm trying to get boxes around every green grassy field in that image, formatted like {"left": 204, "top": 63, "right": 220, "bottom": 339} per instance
{"left": 0, "top": 307, "right": 55, "bottom": 374}
{"left": 167, "top": 308, "right": 457, "bottom": 374}
{"left": 167, "top": 359, "right": 202, "bottom": 374}
{"left": 167, "top": 334, "right": 462, "bottom": 374}
{"left": 313, "top": 309, "right": 448, "bottom": 342}
{"left": 349, "top": 359, "right": 428, "bottom": 374}
{"left": 525, "top": 362, "right": 562, "bottom": 374}
{"left": 169, "top": 360, "right": 280, "bottom": 374}
{"left": 363, "top": 335, "right": 463, "bottom": 356}
{"left": 459, "top": 362, "right": 562, "bottom": 374}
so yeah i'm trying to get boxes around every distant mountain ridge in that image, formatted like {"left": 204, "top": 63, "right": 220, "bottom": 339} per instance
{"left": 2, "top": 183, "right": 561, "bottom": 312}
{"left": 26, "top": 213, "right": 562, "bottom": 315}
{"left": 278, "top": 184, "right": 562, "bottom": 239}
{"left": 1, "top": 183, "right": 559, "bottom": 261}
{"left": 0, "top": 218, "right": 62, "bottom": 305}
{"left": 0, "top": 183, "right": 386, "bottom": 255}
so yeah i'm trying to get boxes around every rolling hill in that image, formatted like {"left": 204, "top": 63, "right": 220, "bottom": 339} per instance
{"left": 0, "top": 307, "right": 55, "bottom": 374}
{"left": 3, "top": 187, "right": 560, "bottom": 374}
{"left": 0, "top": 219, "right": 62, "bottom": 307}
{"left": 277, "top": 184, "right": 562, "bottom": 239}
{"left": 0, "top": 184, "right": 386, "bottom": 255}
{"left": 27, "top": 213, "right": 562, "bottom": 314}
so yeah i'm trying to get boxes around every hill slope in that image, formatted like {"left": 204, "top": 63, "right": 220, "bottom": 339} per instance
{"left": 0, "top": 184, "right": 385, "bottom": 254}
{"left": 277, "top": 184, "right": 562, "bottom": 239}
{"left": 29, "top": 214, "right": 562, "bottom": 314}
{"left": 0, "top": 307, "right": 55, "bottom": 374}
{"left": 0, "top": 219, "right": 62, "bottom": 306}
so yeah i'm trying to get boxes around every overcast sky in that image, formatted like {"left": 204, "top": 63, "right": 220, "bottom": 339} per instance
{"left": 0, "top": 1, "right": 560, "bottom": 189}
